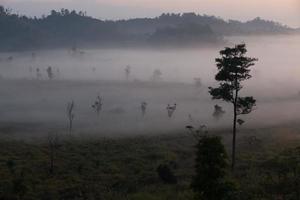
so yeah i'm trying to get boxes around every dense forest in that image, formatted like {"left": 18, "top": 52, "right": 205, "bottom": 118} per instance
{"left": 0, "top": 6, "right": 296, "bottom": 51}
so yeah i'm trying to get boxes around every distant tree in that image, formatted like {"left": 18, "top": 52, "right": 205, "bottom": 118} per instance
{"left": 152, "top": 69, "right": 162, "bottom": 82}
{"left": 209, "top": 44, "right": 257, "bottom": 170}
{"left": 92, "top": 95, "right": 103, "bottom": 117}
{"left": 50, "top": 10, "right": 59, "bottom": 17}
{"left": 66, "top": 101, "right": 75, "bottom": 134}
{"left": 166, "top": 104, "right": 177, "bottom": 118}
{"left": 141, "top": 101, "right": 147, "bottom": 117}
{"left": 0, "top": 6, "right": 10, "bottom": 16}
{"left": 46, "top": 66, "right": 54, "bottom": 80}
{"left": 213, "top": 104, "right": 225, "bottom": 121}
{"left": 191, "top": 135, "right": 237, "bottom": 200}
{"left": 125, "top": 65, "right": 131, "bottom": 81}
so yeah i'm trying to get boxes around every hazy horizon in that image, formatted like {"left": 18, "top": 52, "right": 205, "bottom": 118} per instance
{"left": 0, "top": 0, "right": 299, "bottom": 28}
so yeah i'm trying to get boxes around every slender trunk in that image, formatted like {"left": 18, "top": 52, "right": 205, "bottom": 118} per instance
{"left": 69, "top": 119, "right": 72, "bottom": 134}
{"left": 232, "top": 76, "right": 238, "bottom": 171}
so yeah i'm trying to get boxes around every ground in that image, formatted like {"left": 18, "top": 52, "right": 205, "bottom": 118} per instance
{"left": 0, "top": 124, "right": 299, "bottom": 200}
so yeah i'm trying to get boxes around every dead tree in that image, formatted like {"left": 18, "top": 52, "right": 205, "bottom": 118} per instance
{"left": 125, "top": 65, "right": 131, "bottom": 81}
{"left": 167, "top": 104, "right": 177, "bottom": 118}
{"left": 92, "top": 95, "right": 103, "bottom": 117}
{"left": 66, "top": 101, "right": 75, "bottom": 134}
{"left": 46, "top": 66, "right": 54, "bottom": 80}
{"left": 141, "top": 102, "right": 147, "bottom": 117}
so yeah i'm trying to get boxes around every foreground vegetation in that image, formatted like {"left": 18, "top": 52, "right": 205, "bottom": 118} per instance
{"left": 0, "top": 126, "right": 299, "bottom": 200}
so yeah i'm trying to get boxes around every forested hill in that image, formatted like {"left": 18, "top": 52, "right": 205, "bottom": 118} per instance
{"left": 0, "top": 6, "right": 295, "bottom": 51}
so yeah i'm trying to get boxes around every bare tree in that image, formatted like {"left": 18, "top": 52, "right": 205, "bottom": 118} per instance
{"left": 66, "top": 101, "right": 75, "bottom": 134}
{"left": 166, "top": 104, "right": 177, "bottom": 118}
{"left": 46, "top": 66, "right": 54, "bottom": 80}
{"left": 141, "top": 102, "right": 147, "bottom": 117}
{"left": 92, "top": 95, "right": 103, "bottom": 117}
{"left": 125, "top": 65, "right": 131, "bottom": 81}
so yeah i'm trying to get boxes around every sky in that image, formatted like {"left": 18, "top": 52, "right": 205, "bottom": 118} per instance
{"left": 0, "top": 0, "right": 299, "bottom": 27}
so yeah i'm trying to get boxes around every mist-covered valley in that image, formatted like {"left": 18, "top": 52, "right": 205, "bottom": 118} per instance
{"left": 0, "top": 35, "right": 299, "bottom": 137}
{"left": 1, "top": 1, "right": 300, "bottom": 198}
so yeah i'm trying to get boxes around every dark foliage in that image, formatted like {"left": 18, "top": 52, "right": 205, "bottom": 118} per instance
{"left": 156, "top": 164, "right": 177, "bottom": 184}
{"left": 209, "top": 44, "right": 257, "bottom": 170}
{"left": 191, "top": 135, "right": 237, "bottom": 200}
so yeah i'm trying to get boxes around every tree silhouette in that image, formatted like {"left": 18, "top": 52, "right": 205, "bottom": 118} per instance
{"left": 46, "top": 66, "right": 54, "bottom": 80}
{"left": 191, "top": 135, "right": 237, "bottom": 200}
{"left": 166, "top": 104, "right": 177, "bottom": 118}
{"left": 141, "top": 101, "right": 147, "bottom": 117}
{"left": 92, "top": 95, "right": 103, "bottom": 117}
{"left": 152, "top": 69, "right": 162, "bottom": 82}
{"left": 209, "top": 44, "right": 257, "bottom": 170}
{"left": 213, "top": 104, "right": 225, "bottom": 121}
{"left": 125, "top": 65, "right": 131, "bottom": 81}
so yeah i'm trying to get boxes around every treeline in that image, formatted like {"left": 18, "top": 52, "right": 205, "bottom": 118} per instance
{"left": 0, "top": 6, "right": 294, "bottom": 51}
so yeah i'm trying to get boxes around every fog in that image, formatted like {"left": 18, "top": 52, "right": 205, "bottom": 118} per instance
{"left": 0, "top": 35, "right": 300, "bottom": 137}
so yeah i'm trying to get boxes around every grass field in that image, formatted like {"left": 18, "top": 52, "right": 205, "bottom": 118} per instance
{"left": 0, "top": 123, "right": 299, "bottom": 200}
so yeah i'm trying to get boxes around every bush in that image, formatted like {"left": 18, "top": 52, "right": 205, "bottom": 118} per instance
{"left": 191, "top": 135, "right": 237, "bottom": 200}
{"left": 156, "top": 164, "right": 177, "bottom": 184}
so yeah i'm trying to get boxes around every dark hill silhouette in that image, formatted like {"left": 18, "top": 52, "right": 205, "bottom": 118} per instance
{"left": 148, "top": 23, "right": 223, "bottom": 47}
{"left": 117, "top": 13, "right": 293, "bottom": 35}
{"left": 0, "top": 6, "right": 295, "bottom": 51}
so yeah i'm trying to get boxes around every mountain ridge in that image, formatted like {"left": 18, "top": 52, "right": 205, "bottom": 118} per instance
{"left": 0, "top": 6, "right": 296, "bottom": 51}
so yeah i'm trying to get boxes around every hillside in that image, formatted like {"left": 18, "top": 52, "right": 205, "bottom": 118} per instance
{"left": 0, "top": 6, "right": 295, "bottom": 51}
